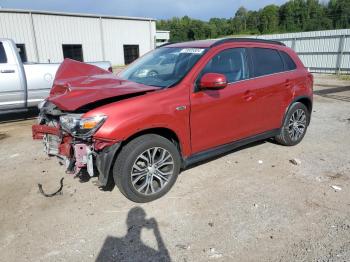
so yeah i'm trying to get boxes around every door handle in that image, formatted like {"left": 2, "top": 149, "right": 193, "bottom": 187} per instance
{"left": 0, "top": 69, "right": 15, "bottom": 73}
{"left": 243, "top": 90, "right": 254, "bottom": 101}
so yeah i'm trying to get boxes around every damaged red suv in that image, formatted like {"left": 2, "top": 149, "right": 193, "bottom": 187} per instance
{"left": 32, "top": 38, "right": 313, "bottom": 203}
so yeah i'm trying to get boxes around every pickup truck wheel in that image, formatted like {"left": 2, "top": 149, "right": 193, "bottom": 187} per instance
{"left": 275, "top": 102, "right": 310, "bottom": 146}
{"left": 113, "top": 134, "right": 181, "bottom": 203}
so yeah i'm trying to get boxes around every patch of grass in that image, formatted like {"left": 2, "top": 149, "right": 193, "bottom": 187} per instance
{"left": 338, "top": 74, "right": 350, "bottom": 81}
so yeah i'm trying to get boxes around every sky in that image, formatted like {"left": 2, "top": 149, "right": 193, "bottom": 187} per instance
{"left": 0, "top": 0, "right": 288, "bottom": 21}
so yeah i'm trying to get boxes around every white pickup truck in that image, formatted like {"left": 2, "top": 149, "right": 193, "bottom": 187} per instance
{"left": 0, "top": 38, "right": 112, "bottom": 114}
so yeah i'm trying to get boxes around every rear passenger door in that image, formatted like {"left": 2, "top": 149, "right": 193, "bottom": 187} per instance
{"left": 248, "top": 47, "right": 294, "bottom": 133}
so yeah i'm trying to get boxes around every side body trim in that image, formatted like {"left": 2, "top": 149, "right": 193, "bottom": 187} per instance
{"left": 183, "top": 129, "right": 280, "bottom": 168}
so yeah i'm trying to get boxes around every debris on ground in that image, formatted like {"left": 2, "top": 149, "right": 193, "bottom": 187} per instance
{"left": 208, "top": 222, "right": 214, "bottom": 227}
{"left": 258, "top": 160, "right": 263, "bottom": 164}
{"left": 38, "top": 178, "right": 64, "bottom": 197}
{"left": 9, "top": 153, "right": 19, "bottom": 158}
{"left": 176, "top": 244, "right": 191, "bottom": 250}
{"left": 207, "top": 248, "right": 223, "bottom": 259}
{"left": 289, "top": 158, "right": 302, "bottom": 165}
{"left": 331, "top": 185, "right": 342, "bottom": 191}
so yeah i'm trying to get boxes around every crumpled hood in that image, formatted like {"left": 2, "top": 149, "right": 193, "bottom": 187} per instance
{"left": 48, "top": 59, "right": 160, "bottom": 111}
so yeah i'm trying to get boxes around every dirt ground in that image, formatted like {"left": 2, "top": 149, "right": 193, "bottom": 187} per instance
{"left": 0, "top": 74, "right": 349, "bottom": 262}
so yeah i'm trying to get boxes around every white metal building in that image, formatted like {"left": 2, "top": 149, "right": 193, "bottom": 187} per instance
{"left": 0, "top": 9, "right": 157, "bottom": 65}
{"left": 156, "top": 30, "right": 170, "bottom": 46}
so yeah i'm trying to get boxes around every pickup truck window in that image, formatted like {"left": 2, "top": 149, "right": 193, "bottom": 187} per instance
{"left": 0, "top": 42, "right": 7, "bottom": 63}
{"left": 120, "top": 47, "right": 207, "bottom": 88}
{"left": 16, "top": 44, "right": 28, "bottom": 63}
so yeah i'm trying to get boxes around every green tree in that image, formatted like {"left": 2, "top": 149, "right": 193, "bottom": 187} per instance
{"left": 156, "top": 0, "right": 350, "bottom": 42}
{"left": 258, "top": 5, "right": 280, "bottom": 33}
{"left": 246, "top": 11, "right": 260, "bottom": 34}
{"left": 232, "top": 6, "right": 248, "bottom": 33}
{"left": 329, "top": 0, "right": 350, "bottom": 28}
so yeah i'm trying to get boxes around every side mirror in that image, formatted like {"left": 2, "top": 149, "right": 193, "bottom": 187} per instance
{"left": 199, "top": 73, "right": 227, "bottom": 90}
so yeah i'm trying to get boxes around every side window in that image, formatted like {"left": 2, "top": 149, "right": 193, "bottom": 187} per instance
{"left": 62, "top": 44, "right": 84, "bottom": 62}
{"left": 124, "top": 45, "right": 139, "bottom": 65}
{"left": 0, "top": 42, "right": 7, "bottom": 63}
{"left": 280, "top": 51, "right": 297, "bottom": 71}
{"left": 201, "top": 48, "right": 249, "bottom": 83}
{"left": 251, "top": 48, "right": 284, "bottom": 77}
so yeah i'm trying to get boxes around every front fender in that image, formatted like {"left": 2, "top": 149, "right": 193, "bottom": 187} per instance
{"left": 87, "top": 87, "right": 191, "bottom": 157}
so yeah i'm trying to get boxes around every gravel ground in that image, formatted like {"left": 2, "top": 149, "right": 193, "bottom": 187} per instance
{"left": 0, "top": 74, "right": 349, "bottom": 262}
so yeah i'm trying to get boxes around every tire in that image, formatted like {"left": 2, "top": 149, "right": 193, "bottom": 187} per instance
{"left": 275, "top": 102, "right": 310, "bottom": 146}
{"left": 113, "top": 134, "right": 181, "bottom": 203}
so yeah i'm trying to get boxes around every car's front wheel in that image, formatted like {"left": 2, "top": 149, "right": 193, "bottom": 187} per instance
{"left": 275, "top": 102, "right": 310, "bottom": 146}
{"left": 113, "top": 134, "right": 181, "bottom": 203}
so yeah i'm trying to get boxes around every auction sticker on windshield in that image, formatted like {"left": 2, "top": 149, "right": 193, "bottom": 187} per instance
{"left": 180, "top": 48, "right": 205, "bottom": 54}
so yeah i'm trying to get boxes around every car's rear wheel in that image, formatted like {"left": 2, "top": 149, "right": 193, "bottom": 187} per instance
{"left": 113, "top": 134, "right": 181, "bottom": 203}
{"left": 275, "top": 102, "right": 310, "bottom": 146}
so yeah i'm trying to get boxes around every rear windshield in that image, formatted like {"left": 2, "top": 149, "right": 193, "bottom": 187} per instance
{"left": 0, "top": 42, "right": 7, "bottom": 63}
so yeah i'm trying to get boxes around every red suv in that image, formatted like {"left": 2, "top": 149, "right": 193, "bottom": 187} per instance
{"left": 32, "top": 38, "right": 313, "bottom": 203}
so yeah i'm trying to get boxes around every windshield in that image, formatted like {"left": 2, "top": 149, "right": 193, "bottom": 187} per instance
{"left": 119, "top": 47, "right": 207, "bottom": 88}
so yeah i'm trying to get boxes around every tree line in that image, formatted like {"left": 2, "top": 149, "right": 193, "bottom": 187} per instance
{"left": 156, "top": 0, "right": 350, "bottom": 41}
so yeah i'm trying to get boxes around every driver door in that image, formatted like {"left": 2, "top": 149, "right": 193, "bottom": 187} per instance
{"left": 190, "top": 47, "right": 257, "bottom": 154}
{"left": 0, "top": 41, "right": 25, "bottom": 110}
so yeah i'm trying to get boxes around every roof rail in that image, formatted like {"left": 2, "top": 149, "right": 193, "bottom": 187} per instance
{"left": 211, "top": 38, "right": 285, "bottom": 47}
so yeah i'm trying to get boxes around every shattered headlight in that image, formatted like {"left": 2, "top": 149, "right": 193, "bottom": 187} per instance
{"left": 59, "top": 114, "right": 107, "bottom": 139}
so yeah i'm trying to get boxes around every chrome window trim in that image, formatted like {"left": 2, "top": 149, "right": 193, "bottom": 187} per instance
{"left": 225, "top": 68, "right": 297, "bottom": 86}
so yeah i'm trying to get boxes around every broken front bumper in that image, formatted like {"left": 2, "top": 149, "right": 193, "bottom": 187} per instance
{"left": 32, "top": 124, "right": 120, "bottom": 187}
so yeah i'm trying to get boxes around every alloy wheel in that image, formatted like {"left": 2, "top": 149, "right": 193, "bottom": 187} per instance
{"left": 130, "top": 147, "right": 175, "bottom": 195}
{"left": 288, "top": 109, "right": 307, "bottom": 141}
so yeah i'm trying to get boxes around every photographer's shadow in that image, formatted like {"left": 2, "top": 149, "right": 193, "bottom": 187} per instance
{"left": 96, "top": 207, "right": 171, "bottom": 262}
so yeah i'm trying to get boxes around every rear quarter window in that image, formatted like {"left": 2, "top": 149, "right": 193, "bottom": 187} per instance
{"left": 280, "top": 51, "right": 297, "bottom": 70}
{"left": 251, "top": 48, "right": 284, "bottom": 77}
{"left": 0, "top": 42, "right": 7, "bottom": 63}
